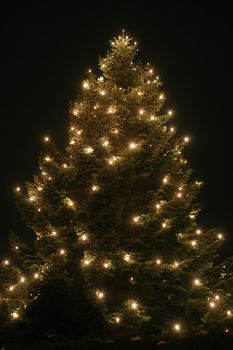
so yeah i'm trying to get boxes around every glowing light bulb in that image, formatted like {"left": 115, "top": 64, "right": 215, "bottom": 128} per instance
{"left": 124, "top": 254, "right": 130, "bottom": 262}
{"left": 92, "top": 185, "right": 99, "bottom": 192}
{"left": 227, "top": 310, "right": 232, "bottom": 316}
{"left": 63, "top": 163, "right": 68, "bottom": 169}
{"left": 196, "top": 229, "right": 202, "bottom": 235}
{"left": 174, "top": 261, "right": 179, "bottom": 268}
{"left": 174, "top": 324, "right": 181, "bottom": 332}
{"left": 177, "top": 192, "right": 182, "bottom": 198}
{"left": 217, "top": 233, "right": 223, "bottom": 240}
{"left": 100, "top": 90, "right": 106, "bottom": 95}
{"left": 9, "top": 285, "right": 14, "bottom": 291}
{"left": 96, "top": 291, "right": 104, "bottom": 299}
{"left": 115, "top": 317, "right": 120, "bottom": 323}
{"left": 83, "top": 81, "right": 89, "bottom": 89}
{"left": 102, "top": 140, "right": 109, "bottom": 147}
{"left": 168, "top": 110, "right": 173, "bottom": 116}
{"left": 15, "top": 246, "right": 19, "bottom": 250}
{"left": 103, "top": 262, "right": 110, "bottom": 269}
{"left": 70, "top": 139, "right": 75, "bottom": 145}
{"left": 193, "top": 278, "right": 201, "bottom": 286}
{"left": 163, "top": 176, "right": 168, "bottom": 184}
{"left": 44, "top": 136, "right": 50, "bottom": 142}
{"left": 15, "top": 187, "right": 21, "bottom": 192}
{"left": 184, "top": 136, "right": 190, "bottom": 143}
{"left": 29, "top": 196, "right": 36, "bottom": 202}
{"left": 52, "top": 230, "right": 57, "bottom": 236}
{"left": 131, "top": 301, "right": 138, "bottom": 310}
{"left": 113, "top": 128, "right": 119, "bottom": 134}
{"left": 215, "top": 295, "right": 220, "bottom": 300}
{"left": 37, "top": 186, "right": 43, "bottom": 191}
{"left": 34, "top": 273, "right": 39, "bottom": 279}
{"left": 81, "top": 234, "right": 87, "bottom": 241}
{"left": 129, "top": 142, "right": 137, "bottom": 150}
{"left": 107, "top": 106, "right": 116, "bottom": 114}
{"left": 159, "top": 93, "right": 164, "bottom": 100}
{"left": 37, "top": 208, "right": 41, "bottom": 212}
{"left": 191, "top": 240, "right": 197, "bottom": 247}
{"left": 170, "top": 127, "right": 175, "bottom": 132}
{"left": 20, "top": 277, "right": 25, "bottom": 283}
{"left": 45, "top": 156, "right": 51, "bottom": 162}
{"left": 209, "top": 302, "right": 215, "bottom": 308}
{"left": 162, "top": 222, "right": 167, "bottom": 228}
{"left": 149, "top": 69, "right": 153, "bottom": 74}
{"left": 12, "top": 312, "right": 19, "bottom": 319}
{"left": 156, "top": 203, "right": 161, "bottom": 209}
{"left": 137, "top": 91, "right": 143, "bottom": 96}
{"left": 84, "top": 146, "right": 94, "bottom": 154}
{"left": 139, "top": 109, "right": 144, "bottom": 115}
{"left": 156, "top": 259, "right": 161, "bottom": 265}
{"left": 65, "top": 198, "right": 74, "bottom": 207}
{"left": 133, "top": 216, "right": 140, "bottom": 223}
{"left": 84, "top": 259, "right": 90, "bottom": 266}
{"left": 189, "top": 214, "right": 195, "bottom": 219}
{"left": 59, "top": 249, "right": 65, "bottom": 255}
{"left": 4, "top": 260, "right": 9, "bottom": 265}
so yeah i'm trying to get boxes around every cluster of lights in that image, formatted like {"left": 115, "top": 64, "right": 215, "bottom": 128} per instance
{"left": 65, "top": 198, "right": 75, "bottom": 207}
{"left": 123, "top": 254, "right": 131, "bottom": 262}
{"left": 82, "top": 81, "right": 90, "bottom": 89}
{"left": 130, "top": 301, "right": 138, "bottom": 310}
{"left": 108, "top": 156, "right": 118, "bottom": 165}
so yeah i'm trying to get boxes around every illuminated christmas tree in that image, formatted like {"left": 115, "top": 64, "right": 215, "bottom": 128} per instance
{"left": 1, "top": 32, "right": 233, "bottom": 341}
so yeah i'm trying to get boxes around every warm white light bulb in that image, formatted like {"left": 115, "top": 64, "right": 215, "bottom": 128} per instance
{"left": 20, "top": 277, "right": 25, "bottom": 283}
{"left": 63, "top": 163, "right": 68, "bottom": 169}
{"left": 9, "top": 285, "right": 14, "bottom": 291}
{"left": 59, "top": 249, "right": 65, "bottom": 255}
{"left": 133, "top": 216, "right": 140, "bottom": 223}
{"left": 44, "top": 136, "right": 50, "bottom": 142}
{"left": 103, "top": 262, "right": 109, "bottom": 269}
{"left": 4, "top": 260, "right": 9, "bottom": 265}
{"left": 45, "top": 156, "right": 51, "bottom": 162}
{"left": 227, "top": 310, "right": 232, "bottom": 316}
{"left": 209, "top": 302, "right": 215, "bottom": 308}
{"left": 191, "top": 240, "right": 197, "bottom": 247}
{"left": 12, "top": 311, "right": 19, "bottom": 319}
{"left": 34, "top": 273, "right": 39, "bottom": 279}
{"left": 163, "top": 176, "right": 168, "bottom": 184}
{"left": 84, "top": 146, "right": 94, "bottom": 154}
{"left": 139, "top": 109, "right": 144, "bottom": 115}
{"left": 184, "top": 136, "right": 190, "bottom": 143}
{"left": 81, "top": 234, "right": 87, "bottom": 241}
{"left": 115, "top": 317, "right": 120, "bottom": 323}
{"left": 84, "top": 259, "right": 90, "bottom": 266}
{"left": 16, "top": 187, "right": 21, "bottom": 192}
{"left": 168, "top": 110, "right": 173, "bottom": 116}
{"left": 124, "top": 254, "right": 130, "bottom": 262}
{"left": 215, "top": 295, "right": 220, "bottom": 300}
{"left": 129, "top": 142, "right": 137, "bottom": 150}
{"left": 196, "top": 229, "right": 202, "bottom": 235}
{"left": 159, "top": 93, "right": 164, "bottom": 100}
{"left": 83, "top": 81, "right": 89, "bottom": 89}
{"left": 162, "top": 222, "right": 167, "bottom": 228}
{"left": 174, "top": 323, "right": 181, "bottom": 331}
{"left": 131, "top": 301, "right": 138, "bottom": 310}
{"left": 156, "top": 259, "right": 161, "bottom": 265}
{"left": 217, "top": 233, "right": 223, "bottom": 240}
{"left": 193, "top": 278, "right": 201, "bottom": 286}
{"left": 70, "top": 139, "right": 75, "bottom": 145}
{"left": 100, "top": 90, "right": 106, "bottom": 96}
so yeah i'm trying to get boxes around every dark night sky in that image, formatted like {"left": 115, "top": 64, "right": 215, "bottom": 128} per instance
{"left": 1, "top": 2, "right": 233, "bottom": 258}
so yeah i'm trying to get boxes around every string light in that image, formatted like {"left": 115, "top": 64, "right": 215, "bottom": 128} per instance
{"left": 196, "top": 229, "right": 202, "bottom": 235}
{"left": 173, "top": 261, "right": 179, "bottom": 268}
{"left": 59, "top": 249, "right": 65, "bottom": 255}
{"left": 215, "top": 295, "right": 220, "bottom": 300}
{"left": 133, "top": 216, "right": 140, "bottom": 223}
{"left": 84, "top": 146, "right": 94, "bottom": 154}
{"left": 29, "top": 196, "right": 36, "bottom": 202}
{"left": 102, "top": 140, "right": 109, "bottom": 147}
{"left": 103, "top": 262, "right": 110, "bottom": 269}
{"left": 92, "top": 185, "right": 99, "bottom": 192}
{"left": 15, "top": 246, "right": 19, "bottom": 250}
{"left": 193, "top": 278, "right": 201, "bottom": 286}
{"left": 168, "top": 110, "right": 173, "bottom": 116}
{"left": 84, "top": 259, "right": 91, "bottom": 266}
{"left": 173, "top": 323, "right": 181, "bottom": 332}
{"left": 162, "top": 222, "right": 167, "bottom": 228}
{"left": 129, "top": 142, "right": 137, "bottom": 150}
{"left": 12, "top": 312, "right": 19, "bottom": 319}
{"left": 163, "top": 176, "right": 168, "bottom": 184}
{"left": 159, "top": 93, "right": 164, "bottom": 100}
{"left": 44, "top": 136, "right": 50, "bottom": 142}
{"left": 37, "top": 186, "right": 43, "bottom": 191}
{"left": 4, "top": 260, "right": 9, "bottom": 266}
{"left": 217, "top": 233, "right": 223, "bottom": 240}
{"left": 51, "top": 230, "right": 57, "bottom": 236}
{"left": 156, "top": 203, "right": 161, "bottom": 210}
{"left": 131, "top": 301, "right": 138, "bottom": 310}
{"left": 139, "top": 109, "right": 144, "bottom": 115}
{"left": 115, "top": 317, "right": 120, "bottom": 323}
{"left": 20, "top": 277, "right": 25, "bottom": 283}
{"left": 44, "top": 156, "right": 51, "bottom": 162}
{"left": 108, "top": 156, "right": 118, "bottom": 165}
{"left": 63, "top": 163, "right": 68, "bottom": 169}
{"left": 156, "top": 259, "right": 162, "bottom": 265}
{"left": 191, "top": 240, "right": 197, "bottom": 247}
{"left": 227, "top": 310, "right": 232, "bottom": 316}
{"left": 9, "top": 286, "right": 14, "bottom": 292}
{"left": 123, "top": 254, "right": 131, "bottom": 262}
{"left": 82, "top": 81, "right": 89, "bottom": 89}
{"left": 112, "top": 128, "right": 119, "bottom": 134}
{"left": 170, "top": 127, "right": 175, "bottom": 132}
{"left": 81, "top": 234, "right": 88, "bottom": 241}
{"left": 100, "top": 90, "right": 106, "bottom": 96}
{"left": 184, "top": 136, "right": 190, "bottom": 143}
{"left": 70, "top": 139, "right": 75, "bottom": 145}
{"left": 177, "top": 192, "right": 182, "bottom": 198}
{"left": 65, "top": 198, "right": 74, "bottom": 207}
{"left": 209, "top": 302, "right": 216, "bottom": 308}
{"left": 15, "top": 187, "right": 21, "bottom": 192}
{"left": 96, "top": 290, "right": 104, "bottom": 299}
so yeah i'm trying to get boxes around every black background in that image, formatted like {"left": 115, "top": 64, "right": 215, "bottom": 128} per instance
{"left": 1, "top": 2, "right": 232, "bottom": 259}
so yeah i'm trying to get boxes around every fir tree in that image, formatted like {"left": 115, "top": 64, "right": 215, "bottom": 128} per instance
{"left": 1, "top": 32, "right": 233, "bottom": 341}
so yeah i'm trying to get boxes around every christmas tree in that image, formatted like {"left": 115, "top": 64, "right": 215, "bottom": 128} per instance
{"left": 1, "top": 32, "right": 233, "bottom": 342}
